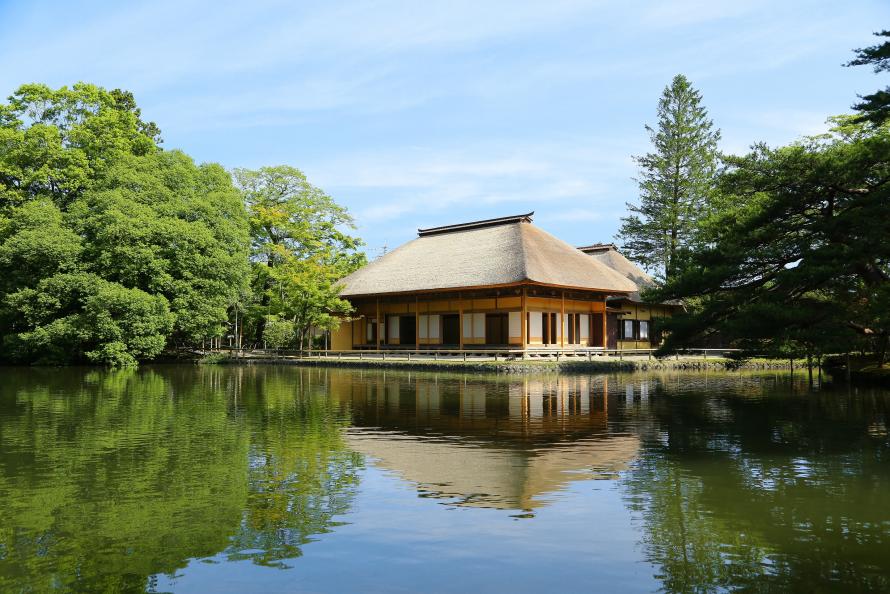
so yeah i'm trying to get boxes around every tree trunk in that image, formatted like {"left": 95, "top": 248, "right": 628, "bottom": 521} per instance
{"left": 807, "top": 353, "right": 813, "bottom": 388}
{"left": 879, "top": 334, "right": 889, "bottom": 368}
{"left": 254, "top": 253, "right": 276, "bottom": 343}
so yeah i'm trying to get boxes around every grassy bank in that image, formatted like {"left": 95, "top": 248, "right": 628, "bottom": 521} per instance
{"left": 203, "top": 355, "right": 792, "bottom": 374}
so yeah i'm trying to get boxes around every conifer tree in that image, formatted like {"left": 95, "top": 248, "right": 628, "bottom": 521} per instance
{"left": 846, "top": 29, "right": 890, "bottom": 125}
{"left": 617, "top": 74, "right": 720, "bottom": 281}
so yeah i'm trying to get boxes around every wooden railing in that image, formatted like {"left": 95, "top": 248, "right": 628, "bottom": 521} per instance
{"left": 208, "top": 346, "right": 743, "bottom": 362}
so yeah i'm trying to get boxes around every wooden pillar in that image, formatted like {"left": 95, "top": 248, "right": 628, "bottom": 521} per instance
{"left": 376, "top": 297, "right": 381, "bottom": 351}
{"left": 521, "top": 286, "right": 528, "bottom": 350}
{"left": 602, "top": 296, "right": 608, "bottom": 349}
{"left": 560, "top": 291, "right": 566, "bottom": 347}
{"left": 415, "top": 295, "right": 420, "bottom": 351}
{"left": 458, "top": 292, "right": 464, "bottom": 350}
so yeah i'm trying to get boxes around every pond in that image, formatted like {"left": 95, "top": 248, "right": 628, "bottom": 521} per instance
{"left": 0, "top": 365, "right": 888, "bottom": 593}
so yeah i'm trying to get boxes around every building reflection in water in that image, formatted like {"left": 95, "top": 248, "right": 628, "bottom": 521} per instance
{"left": 331, "top": 372, "right": 640, "bottom": 512}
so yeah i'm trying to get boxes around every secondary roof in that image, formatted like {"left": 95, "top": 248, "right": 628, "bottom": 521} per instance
{"left": 577, "top": 243, "right": 655, "bottom": 303}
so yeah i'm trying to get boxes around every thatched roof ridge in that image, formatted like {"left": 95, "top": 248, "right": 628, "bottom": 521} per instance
{"left": 338, "top": 215, "right": 637, "bottom": 297}
{"left": 418, "top": 212, "right": 534, "bottom": 236}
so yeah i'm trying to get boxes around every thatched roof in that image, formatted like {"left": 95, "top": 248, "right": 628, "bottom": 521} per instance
{"left": 577, "top": 243, "right": 655, "bottom": 303}
{"left": 339, "top": 214, "right": 637, "bottom": 297}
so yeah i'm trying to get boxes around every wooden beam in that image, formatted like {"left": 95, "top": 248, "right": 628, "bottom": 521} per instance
{"left": 560, "top": 291, "right": 566, "bottom": 347}
{"left": 415, "top": 295, "right": 420, "bottom": 351}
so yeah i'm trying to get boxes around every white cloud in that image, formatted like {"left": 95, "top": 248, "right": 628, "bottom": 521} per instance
{"left": 300, "top": 140, "right": 639, "bottom": 234}
{"left": 2, "top": 0, "right": 881, "bottom": 254}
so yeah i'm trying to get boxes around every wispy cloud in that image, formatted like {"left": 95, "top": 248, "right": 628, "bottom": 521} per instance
{"left": 1, "top": 0, "right": 882, "bottom": 254}
{"left": 299, "top": 140, "right": 639, "bottom": 251}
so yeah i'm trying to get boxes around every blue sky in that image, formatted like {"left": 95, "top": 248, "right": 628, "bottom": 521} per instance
{"left": 1, "top": 0, "right": 886, "bottom": 256}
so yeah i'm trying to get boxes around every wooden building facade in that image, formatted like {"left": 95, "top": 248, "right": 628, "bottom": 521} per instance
{"left": 331, "top": 213, "right": 638, "bottom": 351}
{"left": 578, "top": 243, "right": 679, "bottom": 350}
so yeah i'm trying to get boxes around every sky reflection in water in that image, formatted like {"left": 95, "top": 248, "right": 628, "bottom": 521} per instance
{"left": 0, "top": 366, "right": 888, "bottom": 593}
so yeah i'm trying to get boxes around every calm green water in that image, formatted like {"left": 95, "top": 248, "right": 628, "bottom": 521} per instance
{"left": 1, "top": 366, "right": 889, "bottom": 593}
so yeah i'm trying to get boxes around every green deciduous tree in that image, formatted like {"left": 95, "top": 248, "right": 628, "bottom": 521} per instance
{"left": 0, "top": 83, "right": 159, "bottom": 208}
{"left": 617, "top": 74, "right": 721, "bottom": 281}
{"left": 69, "top": 151, "right": 250, "bottom": 343}
{"left": 262, "top": 316, "right": 297, "bottom": 349}
{"left": 0, "top": 82, "right": 363, "bottom": 364}
{"left": 234, "top": 166, "right": 365, "bottom": 347}
{"left": 652, "top": 118, "right": 890, "bottom": 364}
{"left": 0, "top": 83, "right": 250, "bottom": 365}
{"left": 4, "top": 272, "right": 174, "bottom": 367}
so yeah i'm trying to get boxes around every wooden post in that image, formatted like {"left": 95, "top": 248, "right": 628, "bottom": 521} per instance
{"left": 602, "top": 296, "right": 607, "bottom": 350}
{"left": 415, "top": 295, "right": 420, "bottom": 352}
{"left": 560, "top": 291, "right": 566, "bottom": 347}
{"left": 376, "top": 298, "right": 381, "bottom": 351}
{"left": 458, "top": 292, "right": 464, "bottom": 351}
{"left": 521, "top": 286, "right": 528, "bottom": 356}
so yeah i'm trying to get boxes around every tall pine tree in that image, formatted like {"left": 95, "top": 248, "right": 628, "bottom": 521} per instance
{"left": 617, "top": 74, "right": 720, "bottom": 281}
{"left": 846, "top": 29, "right": 890, "bottom": 125}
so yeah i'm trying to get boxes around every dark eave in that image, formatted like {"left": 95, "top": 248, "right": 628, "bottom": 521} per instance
{"left": 418, "top": 212, "right": 535, "bottom": 237}
{"left": 576, "top": 243, "right": 617, "bottom": 254}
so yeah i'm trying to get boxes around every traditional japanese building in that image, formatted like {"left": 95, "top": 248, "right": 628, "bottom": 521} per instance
{"left": 577, "top": 243, "right": 678, "bottom": 350}
{"left": 330, "top": 212, "right": 638, "bottom": 351}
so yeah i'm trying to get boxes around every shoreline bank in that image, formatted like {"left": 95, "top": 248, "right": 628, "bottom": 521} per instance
{"left": 208, "top": 355, "right": 794, "bottom": 374}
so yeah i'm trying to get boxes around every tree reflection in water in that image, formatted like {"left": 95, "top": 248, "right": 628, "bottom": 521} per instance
{"left": 0, "top": 366, "right": 361, "bottom": 592}
{"left": 619, "top": 373, "right": 890, "bottom": 593}
{"left": 2, "top": 367, "right": 890, "bottom": 593}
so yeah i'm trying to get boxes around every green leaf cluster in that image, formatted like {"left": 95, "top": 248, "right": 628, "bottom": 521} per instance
{"left": 233, "top": 165, "right": 366, "bottom": 349}
{"left": 0, "top": 83, "right": 250, "bottom": 366}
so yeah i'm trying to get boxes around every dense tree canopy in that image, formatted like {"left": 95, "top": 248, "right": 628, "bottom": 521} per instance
{"left": 0, "top": 83, "right": 160, "bottom": 207}
{"left": 652, "top": 118, "right": 890, "bottom": 362}
{"left": 234, "top": 166, "right": 365, "bottom": 349}
{"left": 0, "top": 83, "right": 361, "bottom": 365}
